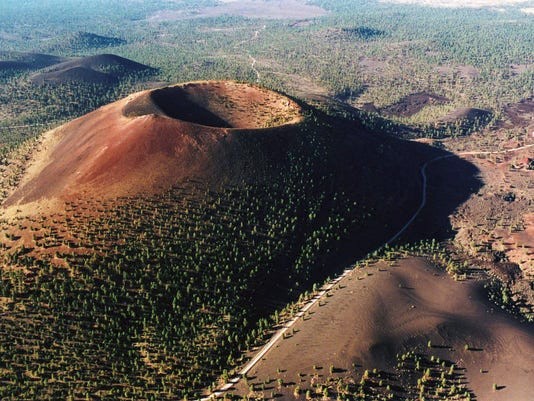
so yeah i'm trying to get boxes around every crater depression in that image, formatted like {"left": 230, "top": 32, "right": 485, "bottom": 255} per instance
{"left": 122, "top": 81, "right": 303, "bottom": 128}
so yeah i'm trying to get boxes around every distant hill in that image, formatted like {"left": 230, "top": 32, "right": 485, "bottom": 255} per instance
{"left": 45, "top": 31, "right": 126, "bottom": 53}
{"left": 436, "top": 107, "right": 493, "bottom": 134}
{"left": 30, "top": 53, "right": 155, "bottom": 85}
{"left": 0, "top": 51, "right": 67, "bottom": 72}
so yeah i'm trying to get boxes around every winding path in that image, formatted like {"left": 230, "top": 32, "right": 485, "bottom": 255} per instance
{"left": 248, "top": 25, "right": 265, "bottom": 83}
{"left": 201, "top": 266, "right": 354, "bottom": 400}
{"left": 200, "top": 141, "right": 533, "bottom": 400}
{"left": 385, "top": 143, "right": 534, "bottom": 245}
{"left": 234, "top": 25, "right": 265, "bottom": 83}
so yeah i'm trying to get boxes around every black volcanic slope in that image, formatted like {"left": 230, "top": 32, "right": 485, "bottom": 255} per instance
{"left": 0, "top": 51, "right": 67, "bottom": 72}
{"left": 30, "top": 54, "right": 155, "bottom": 85}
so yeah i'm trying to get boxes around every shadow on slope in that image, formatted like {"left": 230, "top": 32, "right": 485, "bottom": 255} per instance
{"left": 397, "top": 147, "right": 483, "bottom": 245}
{"left": 296, "top": 109, "right": 483, "bottom": 276}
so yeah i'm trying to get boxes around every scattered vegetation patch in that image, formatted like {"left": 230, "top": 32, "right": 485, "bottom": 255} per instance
{"left": 499, "top": 98, "right": 534, "bottom": 128}
{"left": 485, "top": 277, "right": 532, "bottom": 322}
{"left": 0, "top": 137, "right": 41, "bottom": 204}
{"left": 231, "top": 341, "right": 475, "bottom": 400}
{"left": 435, "top": 107, "right": 493, "bottom": 136}
{"left": 340, "top": 26, "right": 386, "bottom": 40}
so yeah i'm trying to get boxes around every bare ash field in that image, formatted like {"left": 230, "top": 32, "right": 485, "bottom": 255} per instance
{"left": 0, "top": 0, "right": 532, "bottom": 400}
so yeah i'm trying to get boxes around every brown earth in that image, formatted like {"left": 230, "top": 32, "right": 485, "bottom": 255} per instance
{"left": 498, "top": 98, "right": 534, "bottom": 129}
{"left": 435, "top": 64, "right": 480, "bottom": 80}
{"left": 439, "top": 101, "right": 533, "bottom": 292}
{"left": 231, "top": 257, "right": 534, "bottom": 401}
{"left": 449, "top": 146, "right": 534, "bottom": 315}
{"left": 396, "top": 121, "right": 533, "bottom": 316}
{"left": 451, "top": 149, "right": 534, "bottom": 274}
{"left": 358, "top": 56, "right": 389, "bottom": 75}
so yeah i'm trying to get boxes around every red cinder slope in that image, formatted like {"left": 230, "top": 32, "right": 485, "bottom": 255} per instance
{"left": 5, "top": 81, "right": 304, "bottom": 206}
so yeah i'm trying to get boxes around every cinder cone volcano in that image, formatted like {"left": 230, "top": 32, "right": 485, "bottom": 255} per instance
{"left": 5, "top": 81, "right": 304, "bottom": 206}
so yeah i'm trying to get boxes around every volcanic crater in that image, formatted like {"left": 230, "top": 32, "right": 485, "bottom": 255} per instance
{"left": 4, "top": 81, "right": 305, "bottom": 207}
{"left": 122, "top": 81, "right": 303, "bottom": 129}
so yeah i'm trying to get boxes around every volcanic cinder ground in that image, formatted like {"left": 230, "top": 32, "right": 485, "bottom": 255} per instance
{"left": 232, "top": 257, "right": 534, "bottom": 401}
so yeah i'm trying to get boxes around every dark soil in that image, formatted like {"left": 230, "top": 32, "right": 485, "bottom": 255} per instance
{"left": 0, "top": 52, "right": 66, "bottom": 71}
{"left": 383, "top": 92, "right": 449, "bottom": 117}
{"left": 43, "top": 31, "right": 126, "bottom": 53}
{"left": 232, "top": 257, "right": 534, "bottom": 401}
{"left": 31, "top": 66, "right": 117, "bottom": 85}
{"left": 499, "top": 98, "right": 534, "bottom": 128}
{"left": 30, "top": 54, "right": 154, "bottom": 85}
{"left": 438, "top": 107, "right": 492, "bottom": 125}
